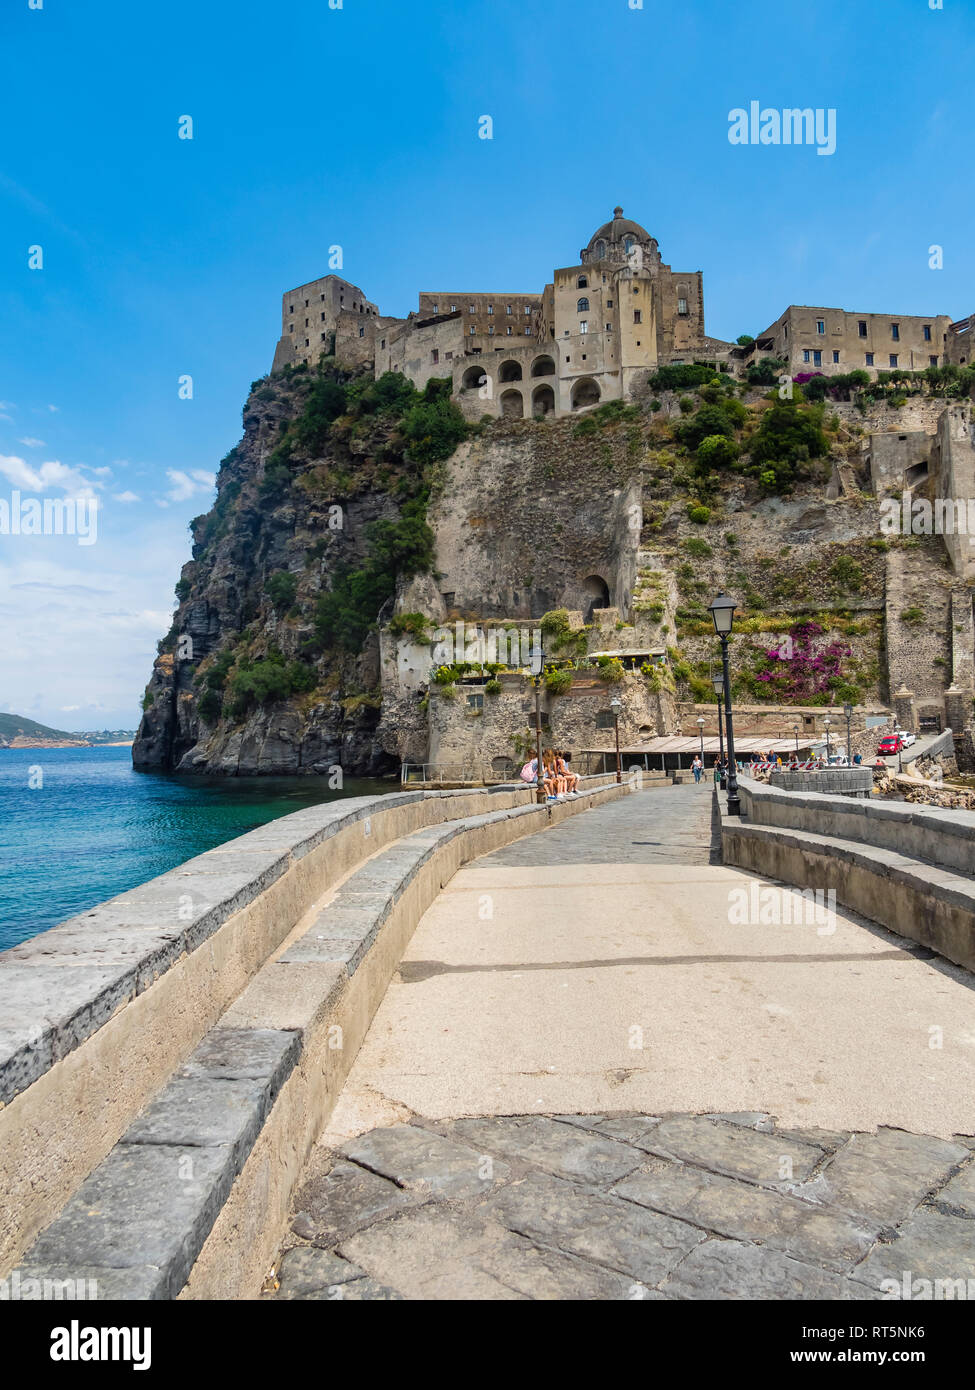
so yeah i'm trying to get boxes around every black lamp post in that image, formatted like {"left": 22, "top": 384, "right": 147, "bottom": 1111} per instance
{"left": 712, "top": 673, "right": 725, "bottom": 769}
{"left": 793, "top": 721, "right": 800, "bottom": 759}
{"left": 843, "top": 702, "right": 853, "bottom": 764}
{"left": 697, "top": 715, "right": 705, "bottom": 765}
{"left": 824, "top": 716, "right": 832, "bottom": 765}
{"left": 610, "top": 695, "right": 622, "bottom": 785}
{"left": 708, "top": 593, "right": 741, "bottom": 816}
{"left": 532, "top": 638, "right": 546, "bottom": 804}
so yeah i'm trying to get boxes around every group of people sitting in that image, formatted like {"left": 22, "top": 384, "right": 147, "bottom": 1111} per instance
{"left": 520, "top": 748, "right": 581, "bottom": 800}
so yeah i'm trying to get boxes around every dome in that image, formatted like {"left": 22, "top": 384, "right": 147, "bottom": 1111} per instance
{"left": 581, "top": 207, "right": 658, "bottom": 263}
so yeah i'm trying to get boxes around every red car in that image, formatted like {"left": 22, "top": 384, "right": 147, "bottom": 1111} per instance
{"left": 877, "top": 735, "right": 904, "bottom": 756}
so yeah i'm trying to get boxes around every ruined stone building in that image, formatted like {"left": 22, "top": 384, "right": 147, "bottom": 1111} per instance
{"left": 747, "top": 306, "right": 953, "bottom": 378}
{"left": 271, "top": 208, "right": 732, "bottom": 418}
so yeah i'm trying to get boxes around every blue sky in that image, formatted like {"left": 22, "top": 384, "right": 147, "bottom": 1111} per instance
{"left": 1, "top": 0, "right": 972, "bottom": 728}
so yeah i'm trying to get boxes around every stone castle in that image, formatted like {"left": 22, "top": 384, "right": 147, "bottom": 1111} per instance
{"left": 271, "top": 206, "right": 972, "bottom": 418}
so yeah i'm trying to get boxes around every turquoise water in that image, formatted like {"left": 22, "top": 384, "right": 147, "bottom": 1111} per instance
{"left": 0, "top": 747, "right": 394, "bottom": 952}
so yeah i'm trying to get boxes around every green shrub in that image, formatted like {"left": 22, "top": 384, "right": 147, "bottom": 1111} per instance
{"left": 388, "top": 611, "right": 431, "bottom": 640}
{"left": 228, "top": 650, "right": 316, "bottom": 715}
{"left": 544, "top": 667, "right": 574, "bottom": 695}
{"left": 485, "top": 678, "right": 502, "bottom": 695}
{"left": 687, "top": 504, "right": 711, "bottom": 525}
{"left": 266, "top": 570, "right": 298, "bottom": 614}
{"left": 900, "top": 607, "right": 924, "bottom": 624}
{"left": 682, "top": 536, "right": 712, "bottom": 557}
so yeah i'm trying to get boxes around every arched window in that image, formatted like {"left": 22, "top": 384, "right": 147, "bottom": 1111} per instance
{"left": 623, "top": 237, "right": 634, "bottom": 254}
{"left": 577, "top": 276, "right": 588, "bottom": 289}
{"left": 594, "top": 240, "right": 606, "bottom": 259}
{"left": 576, "top": 297, "right": 590, "bottom": 313}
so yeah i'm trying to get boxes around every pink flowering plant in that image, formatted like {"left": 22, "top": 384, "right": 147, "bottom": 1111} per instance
{"left": 748, "top": 620, "right": 855, "bottom": 704}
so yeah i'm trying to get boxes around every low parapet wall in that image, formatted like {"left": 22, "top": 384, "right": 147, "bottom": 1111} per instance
{"left": 0, "top": 774, "right": 622, "bottom": 1281}
{"left": 768, "top": 767, "right": 874, "bottom": 798}
{"left": 736, "top": 775, "right": 975, "bottom": 875}
{"left": 720, "top": 778, "right": 975, "bottom": 975}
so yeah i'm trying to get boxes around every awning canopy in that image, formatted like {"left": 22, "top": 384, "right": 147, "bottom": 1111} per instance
{"left": 582, "top": 735, "right": 814, "bottom": 755}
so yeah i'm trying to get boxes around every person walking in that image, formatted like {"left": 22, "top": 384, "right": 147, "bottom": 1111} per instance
{"left": 692, "top": 755, "right": 703, "bottom": 786}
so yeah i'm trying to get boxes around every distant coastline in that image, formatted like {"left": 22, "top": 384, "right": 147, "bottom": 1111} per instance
{"left": 0, "top": 738, "right": 135, "bottom": 749}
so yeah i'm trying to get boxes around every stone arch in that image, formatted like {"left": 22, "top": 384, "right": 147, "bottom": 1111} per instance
{"left": 498, "top": 359, "right": 523, "bottom": 383}
{"left": 532, "top": 385, "right": 555, "bottom": 417}
{"left": 531, "top": 354, "right": 556, "bottom": 378}
{"left": 500, "top": 388, "right": 524, "bottom": 419}
{"left": 571, "top": 377, "right": 601, "bottom": 409}
{"left": 462, "top": 364, "right": 487, "bottom": 391}
{"left": 583, "top": 574, "right": 611, "bottom": 619}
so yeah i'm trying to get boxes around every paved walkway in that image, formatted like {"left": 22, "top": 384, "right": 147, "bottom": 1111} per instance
{"left": 267, "top": 785, "right": 975, "bottom": 1300}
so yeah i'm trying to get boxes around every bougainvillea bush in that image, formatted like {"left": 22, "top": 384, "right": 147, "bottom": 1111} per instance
{"left": 745, "top": 620, "right": 857, "bottom": 704}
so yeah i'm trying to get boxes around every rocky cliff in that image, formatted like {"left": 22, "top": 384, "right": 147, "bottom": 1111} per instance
{"left": 133, "top": 364, "right": 461, "bottom": 775}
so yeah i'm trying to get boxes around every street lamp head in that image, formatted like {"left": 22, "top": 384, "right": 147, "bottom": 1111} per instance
{"left": 708, "top": 592, "right": 738, "bottom": 636}
{"left": 711, "top": 674, "right": 724, "bottom": 696}
{"left": 843, "top": 702, "right": 853, "bottom": 719}
{"left": 610, "top": 697, "right": 622, "bottom": 714}
{"left": 697, "top": 715, "right": 705, "bottom": 727}
{"left": 793, "top": 722, "right": 799, "bottom": 733}
{"left": 824, "top": 716, "right": 831, "bottom": 727}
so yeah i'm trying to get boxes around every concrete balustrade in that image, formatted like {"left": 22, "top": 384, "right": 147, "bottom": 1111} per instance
{"left": 0, "top": 773, "right": 626, "bottom": 1288}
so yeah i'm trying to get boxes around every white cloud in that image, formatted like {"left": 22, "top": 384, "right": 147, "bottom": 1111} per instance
{"left": 0, "top": 452, "right": 102, "bottom": 498}
{"left": 114, "top": 490, "right": 140, "bottom": 503}
{"left": 18, "top": 437, "right": 45, "bottom": 448}
{"left": 163, "top": 468, "right": 215, "bottom": 503}
{"left": 47, "top": 404, "right": 59, "bottom": 413}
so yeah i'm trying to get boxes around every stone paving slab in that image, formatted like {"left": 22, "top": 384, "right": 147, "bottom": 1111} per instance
{"left": 442, "top": 1116, "right": 645, "bottom": 1185}
{"left": 853, "top": 1207, "right": 975, "bottom": 1291}
{"left": 641, "top": 1116, "right": 824, "bottom": 1188}
{"left": 290, "top": 1159, "right": 410, "bottom": 1245}
{"left": 614, "top": 1158, "right": 879, "bottom": 1269}
{"left": 337, "top": 1205, "right": 645, "bottom": 1301}
{"left": 341, "top": 1124, "right": 510, "bottom": 1199}
{"left": 480, "top": 1170, "right": 704, "bottom": 1284}
{"left": 274, "top": 1247, "right": 403, "bottom": 1301}
{"left": 659, "top": 1237, "right": 878, "bottom": 1301}
{"left": 817, "top": 1129, "right": 970, "bottom": 1224}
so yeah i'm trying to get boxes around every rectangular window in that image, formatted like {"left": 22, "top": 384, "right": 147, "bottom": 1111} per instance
{"left": 678, "top": 298, "right": 688, "bottom": 315}
{"left": 506, "top": 305, "right": 512, "bottom": 314}
{"left": 431, "top": 349, "right": 439, "bottom": 364}
{"left": 432, "top": 303, "right": 438, "bottom": 314}
{"left": 506, "top": 326, "right": 512, "bottom": 335}
{"left": 580, "top": 321, "right": 588, "bottom": 334}
{"left": 923, "top": 325, "right": 932, "bottom": 341}
{"left": 304, "top": 299, "right": 309, "bottom": 307}
{"left": 488, "top": 325, "right": 494, "bottom": 335}
{"left": 380, "top": 339, "right": 386, "bottom": 349}
{"left": 890, "top": 353, "right": 898, "bottom": 367}
{"left": 467, "top": 694, "right": 484, "bottom": 710}
{"left": 305, "top": 318, "right": 309, "bottom": 327}
{"left": 289, "top": 304, "right": 293, "bottom": 313}
{"left": 891, "top": 323, "right": 900, "bottom": 340}
{"left": 524, "top": 327, "right": 531, "bottom": 335}
{"left": 450, "top": 304, "right": 457, "bottom": 312}
{"left": 445, "top": 351, "right": 453, "bottom": 360}
{"left": 606, "top": 324, "right": 612, "bottom": 332}
{"left": 469, "top": 305, "right": 475, "bottom": 313}
{"left": 858, "top": 320, "right": 867, "bottom": 337}
{"left": 487, "top": 304, "right": 494, "bottom": 314}
{"left": 866, "top": 352, "right": 874, "bottom": 366}
{"left": 803, "top": 349, "right": 811, "bottom": 363}
{"left": 470, "top": 326, "right": 476, "bottom": 336}
{"left": 633, "top": 310, "right": 642, "bottom": 324}
{"left": 321, "top": 333, "right": 327, "bottom": 342}
{"left": 832, "top": 351, "right": 840, "bottom": 363}
{"left": 321, "top": 313, "right": 325, "bottom": 321}
{"left": 359, "top": 326, "right": 365, "bottom": 338}
{"left": 607, "top": 299, "right": 613, "bottom": 308}
{"left": 524, "top": 306, "right": 530, "bottom": 314}
{"left": 930, "top": 355, "right": 938, "bottom": 366}
{"left": 596, "top": 711, "right": 615, "bottom": 730}
{"left": 813, "top": 350, "right": 822, "bottom": 366}
{"left": 816, "top": 319, "right": 825, "bottom": 334}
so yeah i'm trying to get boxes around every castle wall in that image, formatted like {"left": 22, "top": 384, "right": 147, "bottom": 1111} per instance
{"left": 757, "top": 306, "right": 951, "bottom": 378}
{"left": 932, "top": 404, "right": 975, "bottom": 582}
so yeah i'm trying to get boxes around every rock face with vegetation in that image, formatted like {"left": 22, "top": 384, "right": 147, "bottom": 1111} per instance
{"left": 134, "top": 364, "right": 467, "bottom": 774}
{"left": 133, "top": 354, "right": 973, "bottom": 776}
